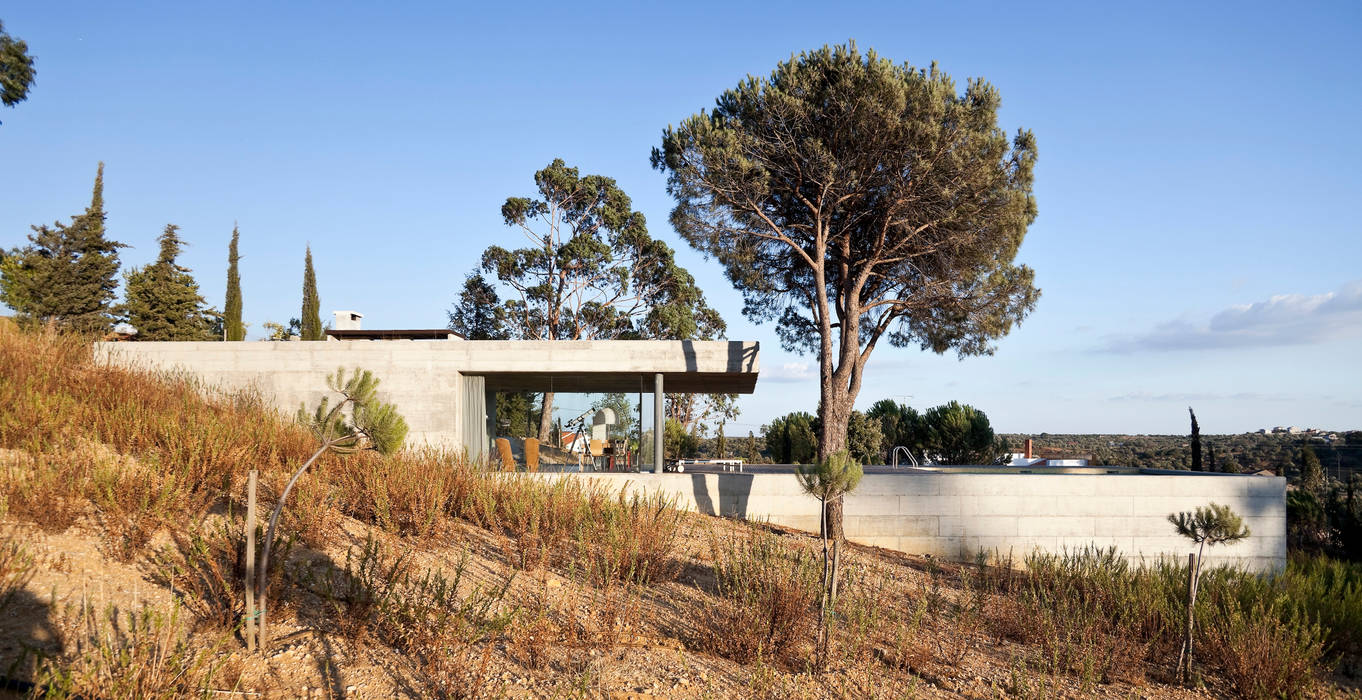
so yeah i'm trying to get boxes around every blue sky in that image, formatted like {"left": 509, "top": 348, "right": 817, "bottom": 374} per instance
{"left": 2, "top": 1, "right": 1359, "bottom": 435}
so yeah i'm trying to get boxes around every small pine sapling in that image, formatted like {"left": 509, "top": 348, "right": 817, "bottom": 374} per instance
{"left": 795, "top": 450, "right": 863, "bottom": 665}
{"left": 1167, "top": 502, "right": 1250, "bottom": 684}
{"left": 254, "top": 367, "right": 407, "bottom": 651}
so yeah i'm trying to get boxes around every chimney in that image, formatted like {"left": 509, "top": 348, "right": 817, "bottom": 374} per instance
{"left": 333, "top": 310, "right": 363, "bottom": 331}
{"left": 1024, "top": 439, "right": 1033, "bottom": 459}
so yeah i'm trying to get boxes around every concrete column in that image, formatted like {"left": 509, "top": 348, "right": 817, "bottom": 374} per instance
{"left": 484, "top": 385, "right": 497, "bottom": 460}
{"left": 654, "top": 373, "right": 664, "bottom": 474}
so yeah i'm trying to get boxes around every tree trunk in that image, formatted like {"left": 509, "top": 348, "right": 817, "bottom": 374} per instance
{"left": 827, "top": 535, "right": 843, "bottom": 664}
{"left": 818, "top": 495, "right": 830, "bottom": 662}
{"left": 538, "top": 392, "right": 555, "bottom": 444}
{"left": 818, "top": 392, "right": 852, "bottom": 539}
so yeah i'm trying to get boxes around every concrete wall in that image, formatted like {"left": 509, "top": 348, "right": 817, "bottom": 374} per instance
{"left": 94, "top": 340, "right": 759, "bottom": 450}
{"left": 533, "top": 471, "right": 1287, "bottom": 572}
{"left": 96, "top": 341, "right": 467, "bottom": 448}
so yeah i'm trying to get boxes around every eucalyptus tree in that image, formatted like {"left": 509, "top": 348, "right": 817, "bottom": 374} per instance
{"left": 469, "top": 158, "right": 724, "bottom": 443}
{"left": 654, "top": 43, "right": 1039, "bottom": 537}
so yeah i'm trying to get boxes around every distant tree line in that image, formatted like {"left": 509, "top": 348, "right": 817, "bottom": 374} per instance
{"left": 1, "top": 163, "right": 330, "bottom": 341}
{"left": 746, "top": 399, "right": 1005, "bottom": 466}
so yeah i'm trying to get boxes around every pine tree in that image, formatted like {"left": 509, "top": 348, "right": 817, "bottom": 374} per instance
{"left": 224, "top": 225, "right": 244, "bottom": 341}
{"left": 0, "top": 162, "right": 124, "bottom": 332}
{"left": 0, "top": 20, "right": 37, "bottom": 116}
{"left": 123, "top": 225, "right": 217, "bottom": 340}
{"left": 447, "top": 273, "right": 506, "bottom": 339}
{"left": 300, "top": 245, "right": 322, "bottom": 340}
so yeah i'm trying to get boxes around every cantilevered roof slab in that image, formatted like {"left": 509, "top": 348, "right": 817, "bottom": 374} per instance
{"left": 469, "top": 340, "right": 759, "bottom": 394}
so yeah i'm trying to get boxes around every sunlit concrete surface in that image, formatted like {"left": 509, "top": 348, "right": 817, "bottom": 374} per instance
{"left": 533, "top": 470, "right": 1287, "bottom": 572}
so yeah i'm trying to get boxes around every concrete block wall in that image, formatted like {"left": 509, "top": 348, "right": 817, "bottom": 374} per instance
{"left": 533, "top": 471, "right": 1286, "bottom": 572}
{"left": 94, "top": 342, "right": 465, "bottom": 448}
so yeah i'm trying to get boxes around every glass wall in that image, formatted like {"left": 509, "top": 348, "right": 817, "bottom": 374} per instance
{"left": 483, "top": 375, "right": 656, "bottom": 473}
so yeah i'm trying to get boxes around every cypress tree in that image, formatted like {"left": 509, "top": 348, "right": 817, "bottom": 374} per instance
{"left": 224, "top": 225, "right": 244, "bottom": 341}
{"left": 123, "top": 224, "right": 216, "bottom": 340}
{"left": 300, "top": 245, "right": 322, "bottom": 340}
{"left": 1300, "top": 446, "right": 1324, "bottom": 493}
{"left": 0, "top": 162, "right": 124, "bottom": 332}
{"left": 1189, "top": 407, "right": 1202, "bottom": 472}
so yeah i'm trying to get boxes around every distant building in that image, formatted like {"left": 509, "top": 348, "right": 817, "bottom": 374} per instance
{"left": 324, "top": 310, "right": 464, "bottom": 341}
{"left": 1006, "top": 439, "right": 1090, "bottom": 467}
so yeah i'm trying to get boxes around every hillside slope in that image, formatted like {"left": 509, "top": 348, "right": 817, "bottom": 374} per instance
{"left": 0, "top": 324, "right": 1354, "bottom": 699}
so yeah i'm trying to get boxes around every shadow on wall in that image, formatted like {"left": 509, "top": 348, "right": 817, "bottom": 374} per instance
{"left": 690, "top": 473, "right": 756, "bottom": 520}
{"left": 679, "top": 339, "right": 759, "bottom": 374}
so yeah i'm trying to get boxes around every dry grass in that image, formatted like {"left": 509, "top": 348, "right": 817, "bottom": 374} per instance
{"left": 35, "top": 600, "right": 227, "bottom": 699}
{"left": 699, "top": 528, "right": 820, "bottom": 668}
{"left": 0, "top": 529, "right": 35, "bottom": 618}
{"left": 2, "top": 322, "right": 1355, "bottom": 698}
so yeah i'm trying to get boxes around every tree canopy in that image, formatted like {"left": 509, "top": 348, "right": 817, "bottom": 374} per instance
{"left": 123, "top": 224, "right": 218, "bottom": 341}
{"left": 460, "top": 158, "right": 726, "bottom": 442}
{"left": 652, "top": 43, "right": 1039, "bottom": 467}
{"left": 447, "top": 273, "right": 507, "bottom": 340}
{"left": 1, "top": 163, "right": 123, "bottom": 333}
{"left": 867, "top": 399, "right": 930, "bottom": 463}
{"left": 922, "top": 400, "right": 1002, "bottom": 465}
{"left": 845, "top": 411, "right": 883, "bottom": 465}
{"left": 0, "top": 20, "right": 36, "bottom": 118}
{"left": 764, "top": 411, "right": 818, "bottom": 464}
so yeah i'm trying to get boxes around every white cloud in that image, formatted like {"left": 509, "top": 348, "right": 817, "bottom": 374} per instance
{"left": 1107, "top": 391, "right": 1294, "bottom": 402}
{"left": 1099, "top": 279, "right": 1362, "bottom": 353}
{"left": 762, "top": 361, "right": 815, "bottom": 383}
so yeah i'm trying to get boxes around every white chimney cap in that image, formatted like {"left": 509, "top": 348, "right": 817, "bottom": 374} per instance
{"left": 332, "top": 310, "right": 363, "bottom": 330}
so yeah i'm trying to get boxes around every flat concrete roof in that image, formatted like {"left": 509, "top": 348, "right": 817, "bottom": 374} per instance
{"left": 468, "top": 340, "right": 759, "bottom": 393}
{"left": 97, "top": 339, "right": 761, "bottom": 394}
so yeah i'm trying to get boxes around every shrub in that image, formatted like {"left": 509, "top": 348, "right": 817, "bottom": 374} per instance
{"left": 1006, "top": 547, "right": 1347, "bottom": 692}
{"left": 148, "top": 517, "right": 295, "bottom": 635}
{"left": 0, "top": 451, "right": 90, "bottom": 533}
{"left": 36, "top": 601, "right": 226, "bottom": 699}
{"left": 573, "top": 490, "right": 684, "bottom": 587}
{"left": 699, "top": 529, "right": 819, "bottom": 667}
{"left": 301, "top": 536, "right": 517, "bottom": 696}
{"left": 1203, "top": 598, "right": 1327, "bottom": 699}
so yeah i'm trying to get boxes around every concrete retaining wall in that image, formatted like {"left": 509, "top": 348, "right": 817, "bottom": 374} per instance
{"left": 534, "top": 471, "right": 1287, "bottom": 572}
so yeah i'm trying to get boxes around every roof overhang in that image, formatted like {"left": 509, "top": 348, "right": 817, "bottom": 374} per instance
{"left": 466, "top": 340, "right": 759, "bottom": 394}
